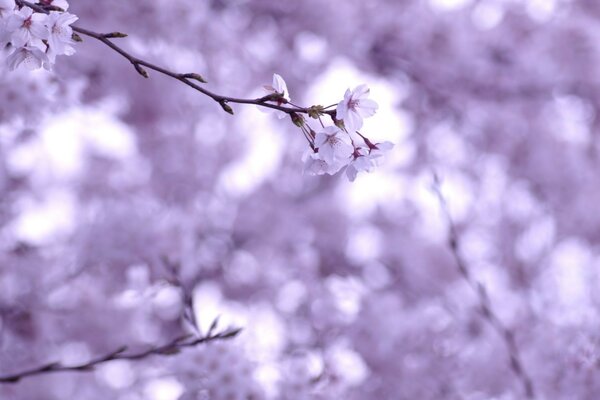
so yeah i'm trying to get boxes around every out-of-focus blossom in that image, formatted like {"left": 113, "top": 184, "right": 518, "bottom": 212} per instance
{"left": 336, "top": 84, "right": 378, "bottom": 132}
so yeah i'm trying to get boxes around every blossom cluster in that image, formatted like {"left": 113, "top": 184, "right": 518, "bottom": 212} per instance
{"left": 264, "top": 74, "right": 393, "bottom": 181}
{"left": 0, "top": 0, "right": 77, "bottom": 70}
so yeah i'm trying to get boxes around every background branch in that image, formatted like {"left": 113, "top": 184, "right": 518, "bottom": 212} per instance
{"left": 0, "top": 323, "right": 241, "bottom": 384}
{"left": 432, "top": 173, "right": 536, "bottom": 399}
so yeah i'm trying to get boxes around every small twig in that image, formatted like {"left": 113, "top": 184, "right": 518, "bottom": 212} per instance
{"left": 15, "top": 0, "right": 338, "bottom": 118}
{"left": 161, "top": 256, "right": 201, "bottom": 336}
{"left": 431, "top": 173, "right": 535, "bottom": 399}
{"left": 0, "top": 324, "right": 242, "bottom": 384}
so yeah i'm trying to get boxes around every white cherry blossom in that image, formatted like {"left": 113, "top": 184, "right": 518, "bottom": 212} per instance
{"left": 261, "top": 73, "right": 290, "bottom": 119}
{"left": 6, "top": 7, "right": 48, "bottom": 49}
{"left": 46, "top": 11, "right": 78, "bottom": 62}
{"left": 345, "top": 148, "right": 373, "bottom": 182}
{"left": 336, "top": 84, "right": 378, "bottom": 132}
{"left": 343, "top": 141, "right": 394, "bottom": 181}
{"left": 6, "top": 45, "right": 49, "bottom": 70}
{"left": 302, "top": 150, "right": 345, "bottom": 176}
{"left": 367, "top": 140, "right": 394, "bottom": 164}
{"left": 264, "top": 73, "right": 289, "bottom": 102}
{"left": 314, "top": 126, "right": 353, "bottom": 164}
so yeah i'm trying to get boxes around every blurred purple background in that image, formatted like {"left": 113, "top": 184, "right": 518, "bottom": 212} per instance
{"left": 1, "top": 0, "right": 600, "bottom": 399}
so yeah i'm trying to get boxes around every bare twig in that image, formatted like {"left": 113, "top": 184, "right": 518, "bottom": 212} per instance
{"left": 0, "top": 324, "right": 242, "bottom": 384}
{"left": 15, "top": 0, "right": 337, "bottom": 118}
{"left": 431, "top": 173, "right": 535, "bottom": 399}
{"left": 161, "top": 256, "right": 201, "bottom": 336}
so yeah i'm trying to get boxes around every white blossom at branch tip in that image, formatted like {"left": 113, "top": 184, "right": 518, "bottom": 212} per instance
{"left": 46, "top": 11, "right": 78, "bottom": 62}
{"left": 336, "top": 84, "right": 379, "bottom": 132}
{"left": 314, "top": 126, "right": 353, "bottom": 164}
{"left": 260, "top": 73, "right": 290, "bottom": 119}
{"left": 269, "top": 73, "right": 290, "bottom": 101}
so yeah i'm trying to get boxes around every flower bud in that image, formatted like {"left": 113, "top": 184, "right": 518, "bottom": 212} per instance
{"left": 182, "top": 73, "right": 208, "bottom": 83}
{"left": 134, "top": 63, "right": 149, "bottom": 78}
{"left": 290, "top": 112, "right": 305, "bottom": 127}
{"left": 219, "top": 101, "right": 234, "bottom": 115}
{"left": 103, "top": 32, "right": 128, "bottom": 39}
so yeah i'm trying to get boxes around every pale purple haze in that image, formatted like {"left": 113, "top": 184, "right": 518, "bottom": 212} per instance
{"left": 0, "top": 0, "right": 599, "bottom": 399}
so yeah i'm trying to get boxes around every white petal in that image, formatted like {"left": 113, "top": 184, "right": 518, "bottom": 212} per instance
{"left": 352, "top": 84, "right": 370, "bottom": 98}
{"left": 336, "top": 99, "right": 348, "bottom": 120}
{"left": 357, "top": 98, "right": 378, "bottom": 118}
{"left": 376, "top": 141, "right": 394, "bottom": 151}
{"left": 344, "top": 110, "right": 363, "bottom": 132}
{"left": 30, "top": 21, "right": 49, "bottom": 40}
{"left": 10, "top": 28, "right": 30, "bottom": 47}
{"left": 314, "top": 131, "right": 328, "bottom": 147}
{"left": 58, "top": 12, "right": 78, "bottom": 26}
{"left": 272, "top": 73, "right": 289, "bottom": 100}
{"left": 346, "top": 165, "right": 358, "bottom": 181}
{"left": 333, "top": 141, "right": 353, "bottom": 160}
{"left": 319, "top": 143, "right": 335, "bottom": 164}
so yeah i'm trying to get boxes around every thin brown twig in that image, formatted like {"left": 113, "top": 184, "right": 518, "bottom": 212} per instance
{"left": 15, "top": 0, "right": 337, "bottom": 118}
{"left": 0, "top": 324, "right": 242, "bottom": 384}
{"left": 431, "top": 173, "right": 535, "bottom": 399}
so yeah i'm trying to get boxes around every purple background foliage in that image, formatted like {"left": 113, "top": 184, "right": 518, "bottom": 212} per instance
{"left": 1, "top": 0, "right": 599, "bottom": 399}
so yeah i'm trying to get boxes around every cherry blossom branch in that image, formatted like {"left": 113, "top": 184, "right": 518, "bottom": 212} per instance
{"left": 431, "top": 174, "right": 535, "bottom": 399}
{"left": 0, "top": 323, "right": 241, "bottom": 384}
{"left": 15, "top": 0, "right": 336, "bottom": 118}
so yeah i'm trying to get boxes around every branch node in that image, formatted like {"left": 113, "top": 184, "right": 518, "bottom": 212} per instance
{"left": 307, "top": 105, "right": 325, "bottom": 119}
{"left": 72, "top": 32, "right": 83, "bottom": 42}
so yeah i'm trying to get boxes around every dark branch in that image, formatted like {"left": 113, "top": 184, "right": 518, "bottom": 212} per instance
{"left": 15, "top": 0, "right": 337, "bottom": 118}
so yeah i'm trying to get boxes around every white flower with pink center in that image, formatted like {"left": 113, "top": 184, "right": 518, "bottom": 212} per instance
{"left": 6, "top": 7, "right": 48, "bottom": 49}
{"left": 314, "top": 126, "right": 353, "bottom": 165}
{"left": 302, "top": 150, "right": 345, "bottom": 176}
{"left": 345, "top": 148, "right": 373, "bottom": 182}
{"left": 46, "top": 11, "right": 78, "bottom": 62}
{"left": 336, "top": 84, "right": 379, "bottom": 132}
{"left": 6, "top": 45, "right": 49, "bottom": 70}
